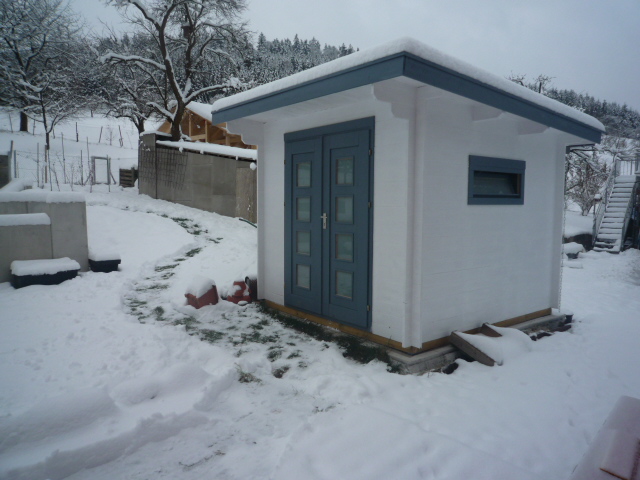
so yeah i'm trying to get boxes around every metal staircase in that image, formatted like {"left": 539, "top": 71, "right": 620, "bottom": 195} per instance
{"left": 593, "top": 159, "right": 639, "bottom": 253}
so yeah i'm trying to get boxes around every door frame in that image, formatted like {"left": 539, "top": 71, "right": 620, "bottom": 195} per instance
{"left": 284, "top": 117, "right": 375, "bottom": 330}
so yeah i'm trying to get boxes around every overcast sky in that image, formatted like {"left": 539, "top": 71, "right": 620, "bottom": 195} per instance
{"left": 76, "top": 0, "right": 640, "bottom": 111}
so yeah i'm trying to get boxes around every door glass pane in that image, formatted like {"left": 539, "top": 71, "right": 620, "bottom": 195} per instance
{"left": 336, "top": 157, "right": 354, "bottom": 185}
{"left": 336, "top": 234, "right": 353, "bottom": 262}
{"left": 297, "top": 264, "right": 310, "bottom": 289}
{"left": 297, "top": 197, "right": 311, "bottom": 222}
{"left": 297, "top": 231, "right": 311, "bottom": 255}
{"left": 336, "top": 271, "right": 353, "bottom": 299}
{"left": 297, "top": 162, "right": 311, "bottom": 187}
{"left": 336, "top": 196, "right": 353, "bottom": 223}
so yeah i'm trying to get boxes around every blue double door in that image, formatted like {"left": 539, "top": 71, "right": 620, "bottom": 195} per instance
{"left": 284, "top": 118, "right": 373, "bottom": 330}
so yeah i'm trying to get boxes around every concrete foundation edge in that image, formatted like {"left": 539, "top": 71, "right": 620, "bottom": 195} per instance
{"left": 389, "top": 313, "right": 566, "bottom": 374}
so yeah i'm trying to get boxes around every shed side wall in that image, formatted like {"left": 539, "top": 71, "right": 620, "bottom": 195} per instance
{"left": 418, "top": 95, "right": 563, "bottom": 343}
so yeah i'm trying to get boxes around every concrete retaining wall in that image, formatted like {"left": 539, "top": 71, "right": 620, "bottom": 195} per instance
{"left": 0, "top": 192, "right": 89, "bottom": 279}
{"left": 138, "top": 134, "right": 257, "bottom": 222}
{"left": 0, "top": 216, "right": 53, "bottom": 283}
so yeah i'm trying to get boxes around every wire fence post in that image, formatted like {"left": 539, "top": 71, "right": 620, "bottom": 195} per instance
{"left": 37, "top": 143, "right": 40, "bottom": 186}
{"left": 61, "top": 132, "right": 66, "bottom": 182}
{"left": 8, "top": 140, "right": 15, "bottom": 178}
{"left": 76, "top": 122, "right": 79, "bottom": 142}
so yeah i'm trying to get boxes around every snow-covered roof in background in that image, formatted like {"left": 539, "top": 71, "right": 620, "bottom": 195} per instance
{"left": 213, "top": 37, "right": 604, "bottom": 139}
{"left": 187, "top": 102, "right": 216, "bottom": 123}
{"left": 156, "top": 140, "right": 257, "bottom": 160}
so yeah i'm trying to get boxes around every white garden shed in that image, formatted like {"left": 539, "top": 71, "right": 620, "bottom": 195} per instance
{"left": 212, "top": 38, "right": 604, "bottom": 354}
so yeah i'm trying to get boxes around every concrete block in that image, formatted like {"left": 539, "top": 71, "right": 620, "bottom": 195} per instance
{"left": 27, "top": 201, "right": 89, "bottom": 271}
{"left": 0, "top": 223, "right": 53, "bottom": 283}
{"left": 0, "top": 201, "right": 28, "bottom": 214}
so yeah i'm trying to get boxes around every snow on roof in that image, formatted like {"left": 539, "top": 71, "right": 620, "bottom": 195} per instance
{"left": 187, "top": 101, "right": 215, "bottom": 122}
{"left": 0, "top": 213, "right": 51, "bottom": 227}
{"left": 156, "top": 140, "right": 257, "bottom": 160}
{"left": 213, "top": 37, "right": 604, "bottom": 133}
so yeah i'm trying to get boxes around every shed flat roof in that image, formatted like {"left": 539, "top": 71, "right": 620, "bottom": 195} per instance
{"left": 212, "top": 37, "right": 604, "bottom": 143}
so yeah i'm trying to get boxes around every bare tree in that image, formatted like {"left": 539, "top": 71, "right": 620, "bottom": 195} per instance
{"left": 101, "top": 0, "right": 250, "bottom": 141}
{"left": 507, "top": 73, "right": 554, "bottom": 94}
{"left": 0, "top": 0, "right": 82, "bottom": 135}
{"left": 565, "top": 149, "right": 608, "bottom": 215}
{"left": 96, "top": 32, "right": 163, "bottom": 133}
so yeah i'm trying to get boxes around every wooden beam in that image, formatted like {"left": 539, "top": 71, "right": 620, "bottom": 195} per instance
{"left": 263, "top": 300, "right": 551, "bottom": 355}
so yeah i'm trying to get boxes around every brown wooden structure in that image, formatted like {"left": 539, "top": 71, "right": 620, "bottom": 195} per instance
{"left": 157, "top": 103, "right": 255, "bottom": 150}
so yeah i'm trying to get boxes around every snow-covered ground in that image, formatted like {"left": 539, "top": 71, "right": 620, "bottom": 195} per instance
{"left": 0, "top": 109, "right": 142, "bottom": 186}
{"left": 1, "top": 184, "right": 639, "bottom": 479}
{"left": 2, "top": 112, "right": 640, "bottom": 479}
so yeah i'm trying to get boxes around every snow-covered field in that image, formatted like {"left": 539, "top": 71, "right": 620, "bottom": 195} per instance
{"left": 2, "top": 113, "right": 640, "bottom": 479}
{"left": 0, "top": 109, "right": 142, "bottom": 186}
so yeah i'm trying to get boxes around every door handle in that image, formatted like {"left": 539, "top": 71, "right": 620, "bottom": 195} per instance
{"left": 320, "top": 213, "right": 328, "bottom": 229}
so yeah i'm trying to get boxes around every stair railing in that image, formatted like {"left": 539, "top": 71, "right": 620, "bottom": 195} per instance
{"left": 593, "top": 159, "right": 620, "bottom": 244}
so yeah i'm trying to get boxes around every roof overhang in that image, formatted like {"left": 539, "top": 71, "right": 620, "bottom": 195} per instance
{"left": 213, "top": 51, "right": 603, "bottom": 144}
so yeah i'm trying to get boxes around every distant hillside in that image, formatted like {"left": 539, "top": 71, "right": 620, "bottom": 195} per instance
{"left": 545, "top": 88, "right": 640, "bottom": 138}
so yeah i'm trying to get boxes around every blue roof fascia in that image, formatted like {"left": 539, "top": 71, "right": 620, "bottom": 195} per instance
{"left": 402, "top": 54, "right": 602, "bottom": 143}
{"left": 213, "top": 52, "right": 603, "bottom": 144}
{"left": 212, "top": 54, "right": 406, "bottom": 124}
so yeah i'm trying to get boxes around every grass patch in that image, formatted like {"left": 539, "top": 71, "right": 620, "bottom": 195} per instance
{"left": 136, "top": 283, "right": 169, "bottom": 291}
{"left": 155, "top": 264, "right": 178, "bottom": 272}
{"left": 236, "top": 367, "right": 261, "bottom": 384}
{"left": 173, "top": 316, "right": 199, "bottom": 331}
{"left": 200, "top": 329, "right": 225, "bottom": 343}
{"left": 233, "top": 331, "right": 279, "bottom": 345}
{"left": 185, "top": 248, "right": 202, "bottom": 258}
{"left": 267, "top": 348, "right": 284, "bottom": 362}
{"left": 127, "top": 299, "right": 147, "bottom": 308}
{"left": 272, "top": 365, "right": 290, "bottom": 378}
{"left": 153, "top": 306, "right": 166, "bottom": 321}
{"left": 259, "top": 303, "right": 400, "bottom": 373}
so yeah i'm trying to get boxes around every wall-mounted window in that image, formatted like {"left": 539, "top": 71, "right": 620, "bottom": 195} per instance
{"left": 468, "top": 156, "right": 525, "bottom": 205}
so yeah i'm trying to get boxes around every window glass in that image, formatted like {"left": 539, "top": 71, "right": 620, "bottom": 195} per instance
{"left": 336, "top": 157, "right": 354, "bottom": 185}
{"left": 336, "top": 234, "right": 353, "bottom": 262}
{"left": 297, "top": 231, "right": 311, "bottom": 255}
{"left": 297, "top": 197, "right": 311, "bottom": 222}
{"left": 297, "top": 162, "right": 311, "bottom": 187}
{"left": 336, "top": 271, "right": 353, "bottom": 299}
{"left": 297, "top": 264, "right": 310, "bottom": 289}
{"left": 473, "top": 171, "right": 519, "bottom": 196}
{"left": 336, "top": 196, "right": 353, "bottom": 223}
{"left": 468, "top": 156, "right": 525, "bottom": 205}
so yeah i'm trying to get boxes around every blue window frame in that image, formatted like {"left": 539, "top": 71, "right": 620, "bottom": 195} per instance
{"left": 468, "top": 156, "right": 525, "bottom": 205}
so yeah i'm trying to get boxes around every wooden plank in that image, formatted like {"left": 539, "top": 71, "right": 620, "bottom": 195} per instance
{"left": 449, "top": 331, "right": 496, "bottom": 366}
{"left": 264, "top": 301, "right": 552, "bottom": 356}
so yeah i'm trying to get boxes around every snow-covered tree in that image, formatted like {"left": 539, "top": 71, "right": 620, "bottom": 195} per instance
{"left": 565, "top": 149, "right": 609, "bottom": 215}
{"left": 101, "top": 0, "right": 250, "bottom": 141}
{"left": 96, "top": 32, "right": 163, "bottom": 133}
{"left": 0, "top": 0, "right": 82, "bottom": 135}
